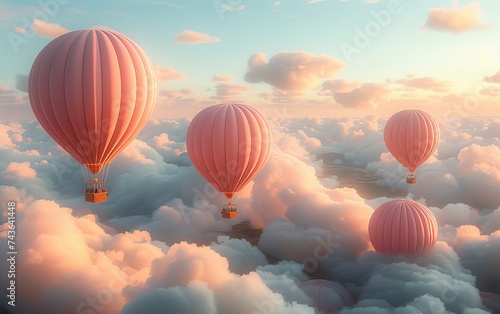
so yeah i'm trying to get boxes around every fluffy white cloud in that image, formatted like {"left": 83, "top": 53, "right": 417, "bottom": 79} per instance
{"left": 244, "top": 51, "right": 345, "bottom": 91}
{"left": 212, "top": 74, "right": 232, "bottom": 82}
{"left": 388, "top": 75, "right": 451, "bottom": 92}
{"left": 324, "top": 242, "right": 487, "bottom": 313}
{"left": 16, "top": 18, "right": 69, "bottom": 38}
{"left": 212, "top": 82, "right": 251, "bottom": 100}
{"left": 333, "top": 83, "right": 391, "bottom": 109}
{"left": 173, "top": 30, "right": 221, "bottom": 44}
{"left": 155, "top": 66, "right": 187, "bottom": 81}
{"left": 0, "top": 200, "right": 164, "bottom": 314}
{"left": 425, "top": 3, "right": 486, "bottom": 33}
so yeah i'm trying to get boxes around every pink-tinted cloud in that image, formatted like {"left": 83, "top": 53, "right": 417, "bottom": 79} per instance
{"left": 441, "top": 93, "right": 466, "bottom": 103}
{"left": 0, "top": 124, "right": 19, "bottom": 148}
{"left": 451, "top": 225, "right": 487, "bottom": 247}
{"left": 479, "top": 86, "right": 500, "bottom": 97}
{"left": 5, "top": 161, "right": 37, "bottom": 178}
{"left": 457, "top": 144, "right": 500, "bottom": 180}
{"left": 388, "top": 75, "right": 451, "bottom": 92}
{"left": 0, "top": 199, "right": 165, "bottom": 314}
{"left": 267, "top": 89, "right": 307, "bottom": 103}
{"left": 258, "top": 92, "right": 273, "bottom": 101}
{"left": 90, "top": 25, "right": 117, "bottom": 32}
{"left": 212, "top": 83, "right": 251, "bottom": 100}
{"left": 173, "top": 30, "right": 221, "bottom": 44}
{"left": 159, "top": 88, "right": 196, "bottom": 101}
{"left": 244, "top": 51, "right": 345, "bottom": 91}
{"left": 14, "top": 25, "right": 25, "bottom": 33}
{"left": 155, "top": 66, "right": 187, "bottom": 81}
{"left": 212, "top": 74, "right": 232, "bottom": 82}
{"left": 218, "top": 3, "right": 245, "bottom": 11}
{"left": 0, "top": 186, "right": 32, "bottom": 214}
{"left": 26, "top": 18, "right": 69, "bottom": 38}
{"left": 425, "top": 3, "right": 485, "bottom": 33}
{"left": 322, "top": 79, "right": 362, "bottom": 93}
{"left": 180, "top": 88, "right": 196, "bottom": 94}
{"left": 333, "top": 83, "right": 391, "bottom": 109}
{"left": 146, "top": 242, "right": 233, "bottom": 289}
{"left": 484, "top": 71, "right": 500, "bottom": 84}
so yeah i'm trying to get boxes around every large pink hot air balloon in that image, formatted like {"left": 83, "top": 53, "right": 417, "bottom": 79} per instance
{"left": 29, "top": 30, "right": 157, "bottom": 203}
{"left": 186, "top": 104, "right": 272, "bottom": 219}
{"left": 368, "top": 199, "right": 438, "bottom": 255}
{"left": 383, "top": 109, "right": 440, "bottom": 184}
{"left": 299, "top": 280, "right": 356, "bottom": 314}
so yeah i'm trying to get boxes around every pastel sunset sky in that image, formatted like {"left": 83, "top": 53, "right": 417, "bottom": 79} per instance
{"left": 1, "top": 0, "right": 499, "bottom": 120}
{"left": 2, "top": 2, "right": 500, "bottom": 313}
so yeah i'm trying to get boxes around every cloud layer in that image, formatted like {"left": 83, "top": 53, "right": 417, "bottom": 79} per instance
{"left": 0, "top": 116, "right": 499, "bottom": 313}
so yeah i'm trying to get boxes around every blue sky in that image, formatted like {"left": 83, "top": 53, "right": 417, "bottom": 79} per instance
{"left": 1, "top": 0, "right": 499, "bottom": 119}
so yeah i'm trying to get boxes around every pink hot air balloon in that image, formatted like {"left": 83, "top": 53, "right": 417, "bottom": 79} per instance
{"left": 299, "top": 280, "right": 356, "bottom": 314}
{"left": 368, "top": 199, "right": 438, "bottom": 255}
{"left": 383, "top": 109, "right": 440, "bottom": 184}
{"left": 186, "top": 104, "right": 272, "bottom": 219}
{"left": 480, "top": 291, "right": 500, "bottom": 312}
{"left": 29, "top": 30, "right": 156, "bottom": 203}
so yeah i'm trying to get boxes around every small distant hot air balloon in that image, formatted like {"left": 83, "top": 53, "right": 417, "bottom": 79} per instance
{"left": 28, "top": 30, "right": 157, "bottom": 203}
{"left": 368, "top": 199, "right": 438, "bottom": 255}
{"left": 186, "top": 104, "right": 272, "bottom": 219}
{"left": 480, "top": 291, "right": 500, "bottom": 312}
{"left": 299, "top": 279, "right": 355, "bottom": 314}
{"left": 383, "top": 109, "right": 440, "bottom": 184}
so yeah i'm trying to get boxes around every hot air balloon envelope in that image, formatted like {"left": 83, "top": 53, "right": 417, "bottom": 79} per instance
{"left": 28, "top": 29, "right": 157, "bottom": 202}
{"left": 368, "top": 199, "right": 438, "bottom": 255}
{"left": 383, "top": 109, "right": 440, "bottom": 184}
{"left": 480, "top": 291, "right": 500, "bottom": 312}
{"left": 186, "top": 104, "right": 272, "bottom": 218}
